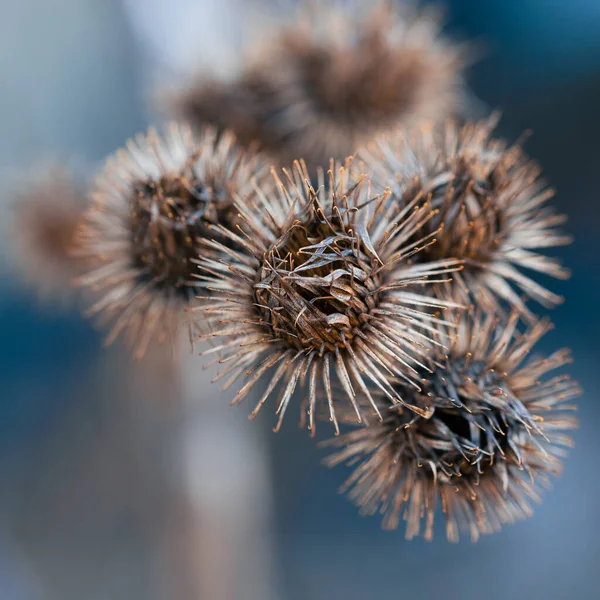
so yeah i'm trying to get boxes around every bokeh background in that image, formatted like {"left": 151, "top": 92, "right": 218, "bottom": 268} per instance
{"left": 1, "top": 0, "right": 599, "bottom": 598}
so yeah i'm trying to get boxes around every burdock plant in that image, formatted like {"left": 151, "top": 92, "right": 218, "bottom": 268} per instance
{"left": 324, "top": 311, "right": 580, "bottom": 541}
{"left": 194, "top": 159, "right": 463, "bottom": 433}
{"left": 361, "top": 118, "right": 572, "bottom": 319}
{"left": 75, "top": 123, "right": 267, "bottom": 358}
{"left": 7, "top": 167, "right": 89, "bottom": 304}
{"left": 171, "top": 0, "right": 468, "bottom": 169}
{"left": 7, "top": 0, "right": 580, "bottom": 549}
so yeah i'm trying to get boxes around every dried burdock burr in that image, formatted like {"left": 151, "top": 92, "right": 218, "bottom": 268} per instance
{"left": 7, "top": 166, "right": 88, "bottom": 304}
{"left": 172, "top": 0, "right": 468, "bottom": 169}
{"left": 324, "top": 311, "right": 580, "bottom": 542}
{"left": 75, "top": 123, "right": 267, "bottom": 359}
{"left": 361, "top": 117, "right": 572, "bottom": 320}
{"left": 194, "top": 159, "right": 463, "bottom": 434}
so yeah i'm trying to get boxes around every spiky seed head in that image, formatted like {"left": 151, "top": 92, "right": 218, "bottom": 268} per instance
{"left": 324, "top": 311, "right": 580, "bottom": 542}
{"left": 361, "top": 117, "right": 572, "bottom": 320}
{"left": 172, "top": 1, "right": 468, "bottom": 169}
{"left": 194, "top": 159, "right": 463, "bottom": 434}
{"left": 6, "top": 166, "right": 88, "bottom": 304}
{"left": 75, "top": 123, "right": 267, "bottom": 359}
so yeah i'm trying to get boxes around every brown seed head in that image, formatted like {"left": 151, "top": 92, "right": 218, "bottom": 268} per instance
{"left": 7, "top": 167, "right": 88, "bottom": 304}
{"left": 75, "top": 123, "right": 267, "bottom": 358}
{"left": 194, "top": 159, "right": 463, "bottom": 433}
{"left": 324, "top": 311, "right": 580, "bottom": 541}
{"left": 172, "top": 1, "right": 468, "bottom": 168}
{"left": 361, "top": 118, "right": 572, "bottom": 319}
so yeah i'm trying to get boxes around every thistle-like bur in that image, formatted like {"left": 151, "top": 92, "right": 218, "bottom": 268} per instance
{"left": 361, "top": 118, "right": 572, "bottom": 319}
{"left": 8, "top": 167, "right": 88, "bottom": 304}
{"left": 324, "top": 312, "right": 580, "bottom": 542}
{"left": 173, "top": 1, "right": 467, "bottom": 169}
{"left": 75, "top": 123, "right": 266, "bottom": 359}
{"left": 195, "top": 160, "right": 462, "bottom": 434}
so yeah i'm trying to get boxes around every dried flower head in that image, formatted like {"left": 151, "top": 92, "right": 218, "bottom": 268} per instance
{"left": 75, "top": 123, "right": 266, "bottom": 359}
{"left": 173, "top": 1, "right": 467, "bottom": 168}
{"left": 324, "top": 311, "right": 580, "bottom": 541}
{"left": 361, "top": 118, "right": 572, "bottom": 319}
{"left": 7, "top": 167, "right": 88, "bottom": 304}
{"left": 195, "top": 159, "right": 462, "bottom": 434}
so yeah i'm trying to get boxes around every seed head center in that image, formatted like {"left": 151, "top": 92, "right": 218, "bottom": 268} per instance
{"left": 131, "top": 171, "right": 229, "bottom": 298}
{"left": 255, "top": 203, "right": 381, "bottom": 353}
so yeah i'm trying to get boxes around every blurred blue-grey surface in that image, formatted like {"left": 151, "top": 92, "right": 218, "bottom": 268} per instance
{"left": 1, "top": 1, "right": 599, "bottom": 599}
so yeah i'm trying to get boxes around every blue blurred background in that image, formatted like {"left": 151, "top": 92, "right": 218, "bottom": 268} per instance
{"left": 1, "top": 1, "right": 599, "bottom": 598}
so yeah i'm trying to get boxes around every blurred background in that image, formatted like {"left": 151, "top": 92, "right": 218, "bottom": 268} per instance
{"left": 0, "top": 0, "right": 599, "bottom": 598}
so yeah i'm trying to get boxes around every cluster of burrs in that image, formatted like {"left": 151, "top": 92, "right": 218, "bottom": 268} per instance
{"left": 9, "top": 1, "right": 579, "bottom": 542}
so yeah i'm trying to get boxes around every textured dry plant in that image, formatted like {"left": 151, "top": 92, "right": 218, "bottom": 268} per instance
{"left": 172, "top": 0, "right": 468, "bottom": 169}
{"left": 7, "top": 0, "right": 581, "bottom": 547}
{"left": 7, "top": 167, "right": 89, "bottom": 304}
{"left": 324, "top": 311, "right": 580, "bottom": 541}
{"left": 361, "top": 118, "right": 572, "bottom": 320}
{"left": 75, "top": 123, "right": 267, "bottom": 359}
{"left": 193, "top": 159, "right": 463, "bottom": 434}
